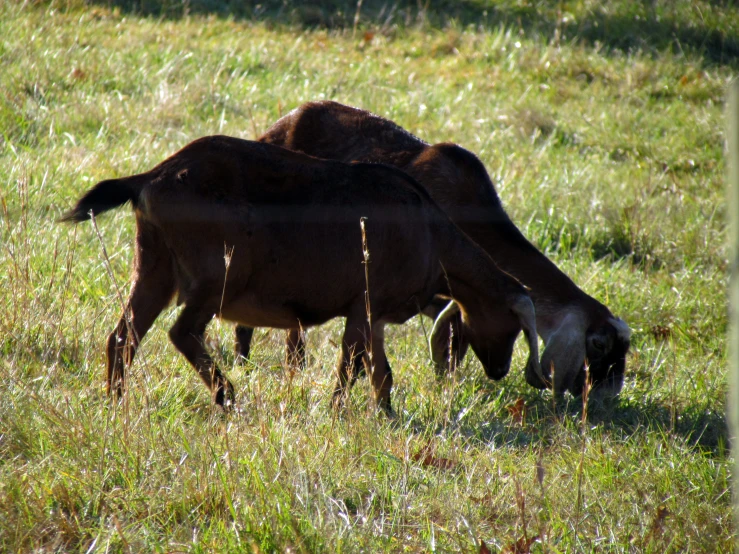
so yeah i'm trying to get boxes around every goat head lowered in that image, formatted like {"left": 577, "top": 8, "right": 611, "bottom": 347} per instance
{"left": 233, "top": 101, "right": 630, "bottom": 395}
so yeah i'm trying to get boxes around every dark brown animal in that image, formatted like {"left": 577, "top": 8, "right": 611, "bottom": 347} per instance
{"left": 234, "top": 101, "right": 630, "bottom": 396}
{"left": 61, "top": 136, "right": 541, "bottom": 411}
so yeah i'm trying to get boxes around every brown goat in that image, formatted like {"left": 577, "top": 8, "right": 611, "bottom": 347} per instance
{"left": 234, "top": 101, "right": 630, "bottom": 396}
{"left": 61, "top": 136, "right": 541, "bottom": 411}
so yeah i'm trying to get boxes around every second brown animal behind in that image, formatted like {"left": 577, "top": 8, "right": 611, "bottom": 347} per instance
{"left": 236, "top": 101, "right": 630, "bottom": 396}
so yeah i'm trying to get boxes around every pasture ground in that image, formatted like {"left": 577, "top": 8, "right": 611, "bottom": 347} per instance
{"left": 0, "top": 1, "right": 735, "bottom": 551}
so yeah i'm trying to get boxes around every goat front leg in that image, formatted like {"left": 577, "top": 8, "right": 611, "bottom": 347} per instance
{"left": 170, "top": 305, "right": 235, "bottom": 407}
{"left": 366, "top": 324, "right": 394, "bottom": 416}
{"left": 332, "top": 318, "right": 368, "bottom": 412}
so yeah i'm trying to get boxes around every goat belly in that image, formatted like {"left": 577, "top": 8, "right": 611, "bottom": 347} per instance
{"left": 219, "top": 294, "right": 341, "bottom": 329}
{"left": 217, "top": 220, "right": 436, "bottom": 329}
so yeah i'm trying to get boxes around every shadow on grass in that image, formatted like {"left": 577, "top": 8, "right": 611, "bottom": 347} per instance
{"left": 84, "top": 0, "right": 739, "bottom": 66}
{"left": 586, "top": 395, "right": 728, "bottom": 456}
{"left": 407, "top": 384, "right": 728, "bottom": 458}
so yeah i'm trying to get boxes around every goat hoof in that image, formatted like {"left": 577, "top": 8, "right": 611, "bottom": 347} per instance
{"left": 331, "top": 391, "right": 347, "bottom": 413}
{"left": 214, "top": 379, "right": 236, "bottom": 409}
{"left": 525, "top": 370, "right": 549, "bottom": 390}
{"left": 234, "top": 343, "right": 251, "bottom": 365}
{"left": 376, "top": 398, "right": 396, "bottom": 419}
{"left": 433, "top": 360, "right": 455, "bottom": 379}
{"left": 107, "top": 375, "right": 125, "bottom": 397}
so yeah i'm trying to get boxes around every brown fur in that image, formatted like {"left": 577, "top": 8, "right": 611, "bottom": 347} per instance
{"left": 237, "top": 101, "right": 630, "bottom": 396}
{"left": 61, "top": 136, "right": 541, "bottom": 411}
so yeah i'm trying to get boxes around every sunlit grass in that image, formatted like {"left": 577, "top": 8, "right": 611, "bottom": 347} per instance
{"left": 0, "top": 0, "right": 733, "bottom": 551}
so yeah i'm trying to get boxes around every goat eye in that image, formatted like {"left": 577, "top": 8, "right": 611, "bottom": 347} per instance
{"left": 591, "top": 337, "right": 606, "bottom": 352}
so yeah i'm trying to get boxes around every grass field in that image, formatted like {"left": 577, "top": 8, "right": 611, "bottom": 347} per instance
{"left": 0, "top": 0, "right": 736, "bottom": 551}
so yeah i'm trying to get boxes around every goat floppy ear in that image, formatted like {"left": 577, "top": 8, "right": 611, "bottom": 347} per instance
{"left": 429, "top": 301, "right": 469, "bottom": 373}
{"left": 510, "top": 295, "right": 544, "bottom": 389}
{"left": 540, "top": 312, "right": 587, "bottom": 395}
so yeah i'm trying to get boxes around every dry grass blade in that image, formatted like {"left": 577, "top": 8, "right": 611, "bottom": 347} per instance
{"left": 501, "top": 535, "right": 540, "bottom": 554}
{"left": 411, "top": 441, "right": 457, "bottom": 470}
{"left": 506, "top": 398, "right": 526, "bottom": 425}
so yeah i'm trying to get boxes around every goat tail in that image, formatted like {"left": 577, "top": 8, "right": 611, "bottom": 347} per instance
{"left": 59, "top": 173, "right": 150, "bottom": 223}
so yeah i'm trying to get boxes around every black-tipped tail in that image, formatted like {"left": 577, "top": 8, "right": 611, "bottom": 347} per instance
{"left": 59, "top": 174, "right": 149, "bottom": 223}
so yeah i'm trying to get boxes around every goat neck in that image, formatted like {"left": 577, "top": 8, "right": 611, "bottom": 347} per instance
{"left": 432, "top": 220, "right": 542, "bottom": 385}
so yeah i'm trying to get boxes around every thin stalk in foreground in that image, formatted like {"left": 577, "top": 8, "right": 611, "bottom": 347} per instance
{"left": 573, "top": 361, "right": 591, "bottom": 544}
{"left": 360, "top": 217, "right": 374, "bottom": 391}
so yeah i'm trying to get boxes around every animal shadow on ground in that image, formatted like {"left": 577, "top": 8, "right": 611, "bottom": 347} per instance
{"left": 396, "top": 382, "right": 728, "bottom": 458}
{"left": 89, "top": 0, "right": 739, "bottom": 66}
{"left": 586, "top": 395, "right": 727, "bottom": 456}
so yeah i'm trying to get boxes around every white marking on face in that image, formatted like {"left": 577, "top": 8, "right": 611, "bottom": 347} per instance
{"left": 539, "top": 309, "right": 586, "bottom": 344}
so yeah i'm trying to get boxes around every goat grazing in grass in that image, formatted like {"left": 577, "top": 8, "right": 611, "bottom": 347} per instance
{"left": 61, "top": 136, "right": 541, "bottom": 412}
{"left": 233, "top": 101, "right": 630, "bottom": 396}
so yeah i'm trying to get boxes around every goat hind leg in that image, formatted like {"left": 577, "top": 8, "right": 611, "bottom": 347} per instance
{"left": 106, "top": 263, "right": 174, "bottom": 398}
{"left": 170, "top": 305, "right": 234, "bottom": 407}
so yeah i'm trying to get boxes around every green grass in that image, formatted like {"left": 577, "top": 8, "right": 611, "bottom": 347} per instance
{"left": 0, "top": 0, "right": 734, "bottom": 551}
